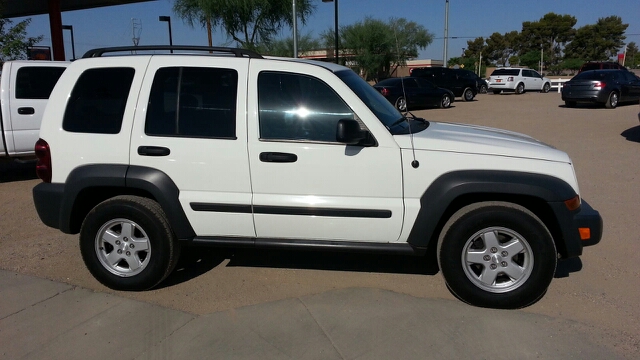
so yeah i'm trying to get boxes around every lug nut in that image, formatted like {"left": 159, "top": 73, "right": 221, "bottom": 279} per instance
{"left": 501, "top": 261, "right": 508, "bottom": 267}
{"left": 124, "top": 237, "right": 128, "bottom": 242}
{"left": 130, "top": 244, "right": 135, "bottom": 249}
{"left": 490, "top": 264, "right": 497, "bottom": 270}
{"left": 501, "top": 251, "right": 508, "bottom": 257}
{"left": 115, "top": 240, "right": 121, "bottom": 245}
{"left": 483, "top": 255, "right": 490, "bottom": 261}
{"left": 117, "top": 249, "right": 122, "bottom": 254}
{"left": 490, "top": 247, "right": 498, "bottom": 253}
{"left": 126, "top": 251, "right": 131, "bottom": 256}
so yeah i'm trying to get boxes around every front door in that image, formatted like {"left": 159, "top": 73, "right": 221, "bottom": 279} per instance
{"left": 246, "top": 61, "right": 404, "bottom": 242}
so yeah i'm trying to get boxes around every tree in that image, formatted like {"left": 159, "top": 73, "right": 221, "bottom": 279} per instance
{"left": 625, "top": 42, "right": 638, "bottom": 68}
{"left": 485, "top": 31, "right": 520, "bottom": 66}
{"left": 258, "top": 33, "right": 319, "bottom": 57}
{"left": 338, "top": 17, "right": 432, "bottom": 81}
{"left": 0, "top": 17, "right": 42, "bottom": 64}
{"left": 519, "top": 13, "right": 577, "bottom": 69}
{"left": 173, "top": 0, "right": 315, "bottom": 51}
{"left": 564, "top": 16, "right": 628, "bottom": 61}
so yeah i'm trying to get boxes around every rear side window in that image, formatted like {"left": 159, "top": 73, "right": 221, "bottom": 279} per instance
{"left": 63, "top": 68, "right": 134, "bottom": 134}
{"left": 145, "top": 67, "right": 237, "bottom": 139}
{"left": 15, "top": 66, "right": 66, "bottom": 99}
{"left": 491, "top": 69, "right": 520, "bottom": 76}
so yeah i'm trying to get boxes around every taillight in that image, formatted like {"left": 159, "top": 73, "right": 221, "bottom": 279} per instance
{"left": 593, "top": 81, "right": 605, "bottom": 90}
{"left": 35, "top": 138, "right": 52, "bottom": 183}
{"left": 507, "top": 77, "right": 514, "bottom": 81}
{"left": 380, "top": 88, "right": 390, "bottom": 96}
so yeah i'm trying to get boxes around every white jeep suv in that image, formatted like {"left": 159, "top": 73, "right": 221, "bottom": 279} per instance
{"left": 488, "top": 67, "right": 552, "bottom": 94}
{"left": 33, "top": 46, "right": 601, "bottom": 309}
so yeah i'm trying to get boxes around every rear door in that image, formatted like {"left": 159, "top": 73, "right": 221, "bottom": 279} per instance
{"left": 620, "top": 71, "right": 640, "bottom": 101}
{"left": 7, "top": 63, "right": 66, "bottom": 155}
{"left": 129, "top": 56, "right": 255, "bottom": 237}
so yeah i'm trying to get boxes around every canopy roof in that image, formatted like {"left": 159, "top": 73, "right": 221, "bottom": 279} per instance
{"left": 3, "top": 0, "right": 154, "bottom": 18}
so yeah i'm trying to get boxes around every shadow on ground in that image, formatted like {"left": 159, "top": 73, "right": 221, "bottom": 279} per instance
{"left": 0, "top": 159, "right": 38, "bottom": 183}
{"left": 621, "top": 125, "right": 640, "bottom": 143}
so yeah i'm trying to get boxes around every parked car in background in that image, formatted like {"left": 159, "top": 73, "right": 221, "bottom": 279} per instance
{"left": 561, "top": 69, "right": 640, "bottom": 109}
{"left": 373, "top": 77, "right": 454, "bottom": 110}
{"left": 1, "top": 61, "right": 68, "bottom": 159}
{"left": 410, "top": 67, "right": 478, "bottom": 101}
{"left": 578, "top": 61, "right": 627, "bottom": 73}
{"left": 478, "top": 78, "right": 488, "bottom": 94}
{"left": 488, "top": 68, "right": 552, "bottom": 94}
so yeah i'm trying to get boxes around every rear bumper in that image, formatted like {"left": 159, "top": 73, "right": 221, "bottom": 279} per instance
{"left": 33, "top": 182, "right": 66, "bottom": 231}
{"left": 561, "top": 90, "right": 608, "bottom": 103}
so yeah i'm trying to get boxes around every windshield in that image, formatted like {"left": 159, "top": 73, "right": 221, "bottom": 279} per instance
{"left": 491, "top": 69, "right": 520, "bottom": 76}
{"left": 335, "top": 70, "right": 401, "bottom": 129}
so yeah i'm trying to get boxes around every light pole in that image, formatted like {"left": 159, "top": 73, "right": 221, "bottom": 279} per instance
{"left": 62, "top": 25, "right": 75, "bottom": 60}
{"left": 159, "top": 16, "right": 173, "bottom": 53}
{"left": 292, "top": 0, "right": 298, "bottom": 58}
{"left": 443, "top": 0, "right": 449, "bottom": 68}
{"left": 322, "top": 0, "right": 339, "bottom": 64}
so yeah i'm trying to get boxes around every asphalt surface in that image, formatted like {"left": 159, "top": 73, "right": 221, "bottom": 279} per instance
{"left": 1, "top": 91, "right": 639, "bottom": 359}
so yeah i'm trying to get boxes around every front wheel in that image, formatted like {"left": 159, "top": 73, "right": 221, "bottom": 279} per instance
{"left": 80, "top": 195, "right": 181, "bottom": 291}
{"left": 479, "top": 84, "right": 488, "bottom": 94}
{"left": 542, "top": 83, "right": 551, "bottom": 93}
{"left": 439, "top": 94, "right": 452, "bottom": 108}
{"left": 438, "top": 202, "right": 557, "bottom": 309}
{"left": 605, "top": 92, "right": 618, "bottom": 109}
{"left": 462, "top": 87, "right": 474, "bottom": 101}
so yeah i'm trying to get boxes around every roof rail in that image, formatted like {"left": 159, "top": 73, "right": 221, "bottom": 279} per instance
{"left": 82, "top": 45, "right": 263, "bottom": 59}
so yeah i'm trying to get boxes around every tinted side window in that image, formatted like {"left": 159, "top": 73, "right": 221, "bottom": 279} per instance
{"left": 258, "top": 71, "right": 355, "bottom": 142}
{"left": 15, "top": 66, "right": 66, "bottom": 99}
{"left": 491, "top": 69, "right": 520, "bottom": 76}
{"left": 145, "top": 67, "right": 237, "bottom": 139}
{"left": 63, "top": 68, "right": 134, "bottom": 134}
{"left": 403, "top": 78, "right": 419, "bottom": 88}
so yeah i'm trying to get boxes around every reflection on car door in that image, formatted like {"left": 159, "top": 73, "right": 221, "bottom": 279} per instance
{"left": 621, "top": 71, "right": 640, "bottom": 101}
{"left": 247, "top": 61, "right": 404, "bottom": 242}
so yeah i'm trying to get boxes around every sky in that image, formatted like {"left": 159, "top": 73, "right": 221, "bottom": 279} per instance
{"left": 13, "top": 0, "right": 640, "bottom": 61}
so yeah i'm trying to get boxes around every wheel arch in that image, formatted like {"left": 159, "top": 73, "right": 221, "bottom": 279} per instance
{"left": 406, "top": 170, "right": 577, "bottom": 258}
{"left": 61, "top": 165, "right": 196, "bottom": 240}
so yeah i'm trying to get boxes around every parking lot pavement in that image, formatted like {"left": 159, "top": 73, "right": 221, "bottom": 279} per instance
{"left": 1, "top": 93, "right": 639, "bottom": 359}
{"left": 0, "top": 270, "right": 622, "bottom": 360}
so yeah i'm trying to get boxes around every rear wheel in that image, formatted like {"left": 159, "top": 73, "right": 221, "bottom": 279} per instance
{"left": 605, "top": 91, "right": 618, "bottom": 109}
{"left": 463, "top": 87, "right": 474, "bottom": 101}
{"left": 439, "top": 94, "right": 452, "bottom": 108}
{"left": 438, "top": 202, "right": 557, "bottom": 309}
{"left": 515, "top": 83, "right": 525, "bottom": 94}
{"left": 80, "top": 196, "right": 180, "bottom": 291}
{"left": 542, "top": 83, "right": 551, "bottom": 93}
{"left": 395, "top": 96, "right": 407, "bottom": 111}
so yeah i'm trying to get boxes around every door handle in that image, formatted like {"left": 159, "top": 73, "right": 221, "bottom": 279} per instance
{"left": 17, "top": 107, "right": 35, "bottom": 115}
{"left": 259, "top": 152, "right": 297, "bottom": 163}
{"left": 138, "top": 146, "right": 170, "bottom": 156}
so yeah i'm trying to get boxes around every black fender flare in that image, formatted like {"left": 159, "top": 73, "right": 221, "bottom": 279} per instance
{"left": 59, "top": 164, "right": 195, "bottom": 239}
{"left": 406, "top": 170, "right": 577, "bottom": 248}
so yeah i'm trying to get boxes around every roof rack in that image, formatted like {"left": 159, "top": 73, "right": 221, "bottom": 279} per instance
{"left": 82, "top": 45, "right": 263, "bottom": 59}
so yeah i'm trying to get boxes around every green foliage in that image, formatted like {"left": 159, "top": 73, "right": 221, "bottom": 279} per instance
{"left": 258, "top": 33, "right": 320, "bottom": 57}
{"left": 337, "top": 17, "right": 432, "bottom": 81}
{"left": 624, "top": 42, "right": 638, "bottom": 68}
{"left": 519, "top": 13, "right": 576, "bottom": 68}
{"left": 559, "top": 58, "right": 584, "bottom": 71}
{"left": 519, "top": 51, "right": 542, "bottom": 69}
{"left": 0, "top": 17, "right": 42, "bottom": 64}
{"left": 564, "top": 16, "right": 628, "bottom": 61}
{"left": 485, "top": 31, "right": 519, "bottom": 66}
{"left": 172, "top": 0, "right": 315, "bottom": 50}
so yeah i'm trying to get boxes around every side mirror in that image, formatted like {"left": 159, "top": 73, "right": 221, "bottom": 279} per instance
{"left": 336, "top": 119, "right": 370, "bottom": 145}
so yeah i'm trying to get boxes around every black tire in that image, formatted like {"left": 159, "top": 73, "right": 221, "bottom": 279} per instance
{"left": 493, "top": 90, "right": 501, "bottom": 95}
{"left": 479, "top": 84, "right": 488, "bottom": 94}
{"left": 395, "top": 96, "right": 407, "bottom": 112}
{"left": 542, "top": 83, "right": 551, "bottom": 93}
{"left": 80, "top": 195, "right": 181, "bottom": 291}
{"left": 515, "top": 83, "right": 525, "bottom": 94}
{"left": 438, "top": 202, "right": 557, "bottom": 309}
{"left": 605, "top": 91, "right": 618, "bottom": 109}
{"left": 565, "top": 101, "right": 576, "bottom": 108}
{"left": 439, "top": 94, "right": 452, "bottom": 108}
{"left": 462, "top": 87, "right": 474, "bottom": 101}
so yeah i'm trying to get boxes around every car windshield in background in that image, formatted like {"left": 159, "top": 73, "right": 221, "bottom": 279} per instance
{"left": 491, "top": 69, "right": 520, "bottom": 76}
{"left": 335, "top": 70, "right": 401, "bottom": 129}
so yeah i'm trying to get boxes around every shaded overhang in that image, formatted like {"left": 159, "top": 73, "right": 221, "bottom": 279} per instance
{"left": 3, "top": 0, "right": 155, "bottom": 18}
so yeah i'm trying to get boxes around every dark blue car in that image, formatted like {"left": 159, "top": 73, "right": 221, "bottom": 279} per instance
{"left": 373, "top": 77, "right": 454, "bottom": 111}
{"left": 562, "top": 69, "right": 640, "bottom": 109}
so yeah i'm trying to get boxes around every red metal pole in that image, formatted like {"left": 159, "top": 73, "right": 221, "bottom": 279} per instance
{"left": 48, "top": 0, "right": 66, "bottom": 60}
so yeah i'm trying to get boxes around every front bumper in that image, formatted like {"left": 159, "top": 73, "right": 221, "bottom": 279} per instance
{"left": 550, "top": 199, "right": 602, "bottom": 258}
